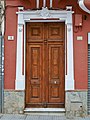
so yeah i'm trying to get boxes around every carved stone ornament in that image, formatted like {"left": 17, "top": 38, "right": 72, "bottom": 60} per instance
{"left": 39, "top": 7, "right": 50, "bottom": 19}
{"left": 18, "top": 25, "right": 23, "bottom": 32}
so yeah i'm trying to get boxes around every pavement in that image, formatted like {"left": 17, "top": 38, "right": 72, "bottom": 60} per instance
{"left": 0, "top": 114, "right": 90, "bottom": 120}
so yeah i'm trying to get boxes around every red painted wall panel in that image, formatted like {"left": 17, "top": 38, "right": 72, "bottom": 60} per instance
{"left": 74, "top": 15, "right": 90, "bottom": 89}
{"left": 5, "top": 0, "right": 89, "bottom": 89}
{"left": 5, "top": 7, "right": 17, "bottom": 89}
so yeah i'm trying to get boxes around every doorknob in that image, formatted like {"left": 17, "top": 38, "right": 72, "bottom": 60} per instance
{"left": 44, "top": 39, "right": 47, "bottom": 43}
{"left": 54, "top": 81, "right": 57, "bottom": 84}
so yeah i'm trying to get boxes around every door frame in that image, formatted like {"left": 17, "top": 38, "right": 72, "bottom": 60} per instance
{"left": 26, "top": 22, "right": 65, "bottom": 107}
{"left": 15, "top": 7, "right": 74, "bottom": 91}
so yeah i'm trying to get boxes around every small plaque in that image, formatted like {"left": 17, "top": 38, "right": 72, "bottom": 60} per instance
{"left": 77, "top": 36, "right": 83, "bottom": 41}
{"left": 8, "top": 36, "right": 14, "bottom": 41}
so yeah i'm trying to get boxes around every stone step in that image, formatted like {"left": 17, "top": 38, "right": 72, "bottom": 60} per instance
{"left": 24, "top": 108, "right": 65, "bottom": 116}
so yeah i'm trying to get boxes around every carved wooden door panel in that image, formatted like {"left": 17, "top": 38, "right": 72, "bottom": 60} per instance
{"left": 26, "top": 22, "right": 65, "bottom": 108}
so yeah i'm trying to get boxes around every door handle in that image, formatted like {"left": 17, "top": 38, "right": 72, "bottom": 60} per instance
{"left": 44, "top": 39, "right": 47, "bottom": 43}
{"left": 54, "top": 81, "right": 57, "bottom": 84}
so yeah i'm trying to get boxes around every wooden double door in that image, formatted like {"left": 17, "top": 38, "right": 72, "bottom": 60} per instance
{"left": 26, "top": 22, "right": 65, "bottom": 108}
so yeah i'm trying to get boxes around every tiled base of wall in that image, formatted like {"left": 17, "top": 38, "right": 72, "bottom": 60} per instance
{"left": 4, "top": 90, "right": 25, "bottom": 114}
{"left": 66, "top": 90, "right": 87, "bottom": 118}
{"left": 4, "top": 90, "right": 87, "bottom": 117}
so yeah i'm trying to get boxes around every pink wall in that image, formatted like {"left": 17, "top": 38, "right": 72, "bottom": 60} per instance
{"left": 74, "top": 14, "right": 90, "bottom": 89}
{"left": 5, "top": 7, "right": 17, "bottom": 89}
{"left": 5, "top": 0, "right": 89, "bottom": 89}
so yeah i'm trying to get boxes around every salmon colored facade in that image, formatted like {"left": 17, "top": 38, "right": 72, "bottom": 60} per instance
{"left": 5, "top": 0, "right": 89, "bottom": 89}
{"left": 4, "top": 0, "right": 90, "bottom": 116}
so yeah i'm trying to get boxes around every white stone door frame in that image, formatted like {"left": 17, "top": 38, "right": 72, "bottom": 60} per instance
{"left": 15, "top": 7, "right": 74, "bottom": 91}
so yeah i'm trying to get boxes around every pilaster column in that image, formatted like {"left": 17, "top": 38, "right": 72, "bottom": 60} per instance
{"left": 15, "top": 23, "right": 25, "bottom": 90}
{"left": 65, "top": 11, "right": 74, "bottom": 90}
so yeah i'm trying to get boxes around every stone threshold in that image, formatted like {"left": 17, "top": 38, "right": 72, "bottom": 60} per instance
{"left": 24, "top": 108, "right": 65, "bottom": 115}
{"left": 24, "top": 108, "right": 65, "bottom": 112}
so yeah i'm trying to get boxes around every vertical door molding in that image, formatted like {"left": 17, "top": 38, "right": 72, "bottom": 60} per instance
{"left": 16, "top": 7, "right": 74, "bottom": 90}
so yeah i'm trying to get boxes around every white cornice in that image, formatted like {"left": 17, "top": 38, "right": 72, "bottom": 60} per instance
{"left": 16, "top": 7, "right": 74, "bottom": 25}
{"left": 78, "top": 0, "right": 90, "bottom": 14}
